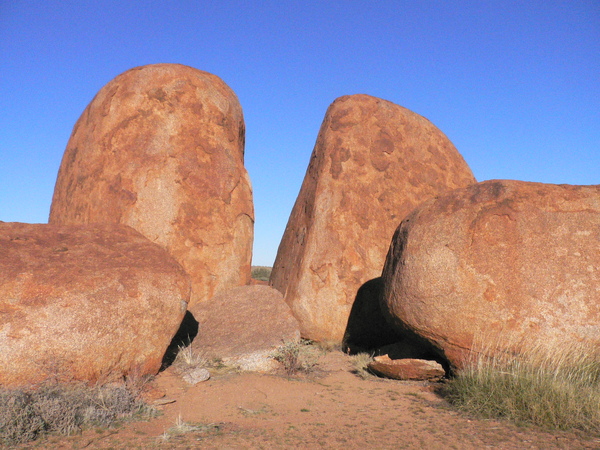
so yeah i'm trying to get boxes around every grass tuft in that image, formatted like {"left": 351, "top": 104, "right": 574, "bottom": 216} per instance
{"left": 349, "top": 352, "right": 375, "bottom": 379}
{"left": 272, "top": 340, "right": 319, "bottom": 376}
{"left": 442, "top": 339, "right": 600, "bottom": 435}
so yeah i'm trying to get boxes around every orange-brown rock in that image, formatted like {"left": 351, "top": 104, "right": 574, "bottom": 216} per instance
{"left": 49, "top": 63, "right": 254, "bottom": 306}
{"left": 188, "top": 285, "right": 300, "bottom": 371}
{"left": 0, "top": 222, "right": 190, "bottom": 388}
{"left": 270, "top": 94, "right": 475, "bottom": 342}
{"left": 368, "top": 355, "right": 445, "bottom": 381}
{"left": 382, "top": 179, "right": 600, "bottom": 369}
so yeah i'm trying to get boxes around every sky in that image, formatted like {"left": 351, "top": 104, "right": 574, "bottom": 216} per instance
{"left": 1, "top": 1, "right": 598, "bottom": 266}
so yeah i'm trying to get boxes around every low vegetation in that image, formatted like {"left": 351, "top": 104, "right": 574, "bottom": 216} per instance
{"left": 272, "top": 340, "right": 320, "bottom": 376}
{"left": 250, "top": 266, "right": 272, "bottom": 282}
{"left": 0, "top": 381, "right": 155, "bottom": 445}
{"left": 442, "top": 339, "right": 600, "bottom": 435}
{"left": 349, "top": 352, "right": 376, "bottom": 379}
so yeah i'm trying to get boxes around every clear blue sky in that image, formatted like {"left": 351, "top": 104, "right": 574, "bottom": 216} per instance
{"left": 1, "top": 1, "right": 598, "bottom": 266}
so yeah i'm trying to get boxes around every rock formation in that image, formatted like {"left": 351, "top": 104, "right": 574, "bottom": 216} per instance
{"left": 0, "top": 222, "right": 190, "bottom": 387}
{"left": 49, "top": 63, "right": 253, "bottom": 306}
{"left": 382, "top": 179, "right": 600, "bottom": 369}
{"left": 368, "top": 355, "right": 445, "bottom": 381}
{"left": 188, "top": 285, "right": 300, "bottom": 371}
{"left": 270, "top": 94, "right": 475, "bottom": 342}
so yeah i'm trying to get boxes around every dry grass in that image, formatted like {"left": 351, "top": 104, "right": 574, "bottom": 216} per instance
{"left": 160, "top": 414, "right": 221, "bottom": 441}
{"left": 0, "top": 381, "right": 155, "bottom": 445}
{"left": 442, "top": 338, "right": 600, "bottom": 435}
{"left": 272, "top": 340, "right": 320, "bottom": 376}
{"left": 349, "top": 352, "right": 376, "bottom": 379}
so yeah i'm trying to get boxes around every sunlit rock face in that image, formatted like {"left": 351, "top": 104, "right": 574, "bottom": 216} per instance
{"left": 0, "top": 222, "right": 190, "bottom": 387}
{"left": 381, "top": 179, "right": 600, "bottom": 369}
{"left": 270, "top": 94, "right": 475, "bottom": 342}
{"left": 49, "top": 64, "right": 254, "bottom": 306}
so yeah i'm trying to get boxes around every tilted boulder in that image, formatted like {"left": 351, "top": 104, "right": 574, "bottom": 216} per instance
{"left": 49, "top": 63, "right": 254, "bottom": 306}
{"left": 188, "top": 285, "right": 300, "bottom": 371}
{"left": 270, "top": 94, "right": 475, "bottom": 342}
{"left": 0, "top": 222, "right": 190, "bottom": 387}
{"left": 382, "top": 179, "right": 600, "bottom": 369}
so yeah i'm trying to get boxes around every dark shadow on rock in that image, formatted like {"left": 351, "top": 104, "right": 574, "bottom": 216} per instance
{"left": 342, "top": 276, "right": 451, "bottom": 374}
{"left": 342, "top": 277, "right": 403, "bottom": 354}
{"left": 160, "top": 310, "right": 199, "bottom": 371}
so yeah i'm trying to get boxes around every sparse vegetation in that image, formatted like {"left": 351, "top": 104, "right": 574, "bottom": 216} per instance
{"left": 350, "top": 352, "right": 375, "bottom": 379}
{"left": 0, "top": 381, "right": 155, "bottom": 445}
{"left": 160, "top": 414, "right": 221, "bottom": 441}
{"left": 172, "top": 344, "right": 209, "bottom": 373}
{"left": 442, "top": 340, "right": 600, "bottom": 435}
{"left": 251, "top": 266, "right": 272, "bottom": 281}
{"left": 272, "top": 340, "right": 320, "bottom": 376}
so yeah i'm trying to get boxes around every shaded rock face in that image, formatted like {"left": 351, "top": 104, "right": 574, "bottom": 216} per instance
{"left": 0, "top": 222, "right": 190, "bottom": 388}
{"left": 382, "top": 179, "right": 600, "bottom": 369}
{"left": 270, "top": 94, "right": 475, "bottom": 342}
{"left": 342, "top": 277, "right": 403, "bottom": 353}
{"left": 49, "top": 63, "right": 254, "bottom": 306}
{"left": 188, "top": 285, "right": 300, "bottom": 371}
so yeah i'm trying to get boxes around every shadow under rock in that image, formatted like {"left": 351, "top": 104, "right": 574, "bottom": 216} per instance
{"left": 160, "top": 310, "right": 199, "bottom": 371}
{"left": 342, "top": 276, "right": 450, "bottom": 374}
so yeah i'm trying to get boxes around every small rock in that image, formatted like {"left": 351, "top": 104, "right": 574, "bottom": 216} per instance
{"left": 182, "top": 368, "right": 211, "bottom": 385}
{"left": 368, "top": 355, "right": 445, "bottom": 381}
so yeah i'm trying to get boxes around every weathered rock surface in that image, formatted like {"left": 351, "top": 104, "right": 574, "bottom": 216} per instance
{"left": 368, "top": 355, "right": 445, "bottom": 381}
{"left": 382, "top": 179, "right": 600, "bottom": 369}
{"left": 49, "top": 63, "right": 254, "bottom": 306}
{"left": 0, "top": 222, "right": 190, "bottom": 387}
{"left": 189, "top": 285, "right": 300, "bottom": 371}
{"left": 270, "top": 94, "right": 475, "bottom": 342}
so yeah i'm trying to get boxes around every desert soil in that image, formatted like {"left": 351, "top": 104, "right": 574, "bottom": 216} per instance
{"left": 16, "top": 349, "right": 600, "bottom": 449}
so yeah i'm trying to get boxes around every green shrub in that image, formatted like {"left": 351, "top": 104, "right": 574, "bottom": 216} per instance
{"left": 251, "top": 266, "right": 272, "bottom": 281}
{"left": 442, "top": 339, "right": 600, "bottom": 435}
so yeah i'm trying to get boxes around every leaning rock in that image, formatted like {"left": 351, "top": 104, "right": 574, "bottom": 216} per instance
{"left": 382, "top": 179, "right": 600, "bottom": 369}
{"left": 189, "top": 285, "right": 300, "bottom": 372}
{"left": 49, "top": 63, "right": 254, "bottom": 306}
{"left": 368, "top": 355, "right": 445, "bottom": 381}
{"left": 271, "top": 94, "right": 475, "bottom": 342}
{"left": 0, "top": 222, "right": 190, "bottom": 388}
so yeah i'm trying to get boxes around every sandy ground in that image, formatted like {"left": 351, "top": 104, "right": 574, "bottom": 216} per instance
{"left": 17, "top": 350, "right": 600, "bottom": 449}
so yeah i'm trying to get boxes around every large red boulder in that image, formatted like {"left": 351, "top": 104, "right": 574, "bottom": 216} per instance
{"left": 382, "top": 180, "right": 600, "bottom": 369}
{"left": 49, "top": 64, "right": 254, "bottom": 306}
{"left": 0, "top": 222, "right": 190, "bottom": 388}
{"left": 270, "top": 94, "right": 475, "bottom": 342}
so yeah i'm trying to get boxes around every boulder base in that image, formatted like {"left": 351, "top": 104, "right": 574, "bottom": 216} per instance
{"left": 189, "top": 285, "right": 300, "bottom": 371}
{"left": 0, "top": 222, "right": 190, "bottom": 387}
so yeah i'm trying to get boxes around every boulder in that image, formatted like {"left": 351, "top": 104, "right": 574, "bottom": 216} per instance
{"left": 368, "top": 355, "right": 445, "bottom": 381}
{"left": 49, "top": 63, "right": 254, "bottom": 306}
{"left": 188, "top": 285, "right": 300, "bottom": 371}
{"left": 270, "top": 94, "right": 475, "bottom": 342}
{"left": 381, "top": 179, "right": 600, "bottom": 369}
{"left": 0, "top": 222, "right": 190, "bottom": 388}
